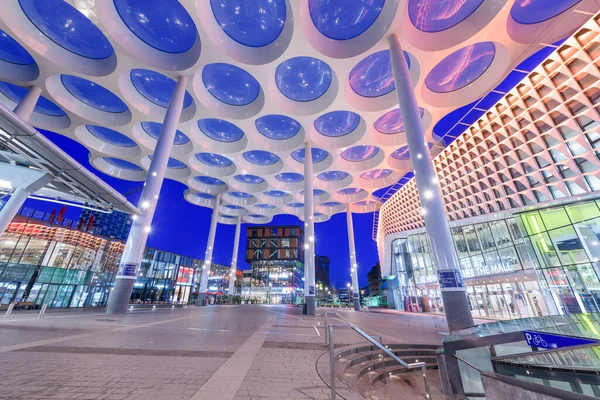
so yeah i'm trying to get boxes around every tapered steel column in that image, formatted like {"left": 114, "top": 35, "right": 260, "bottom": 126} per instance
{"left": 227, "top": 216, "right": 241, "bottom": 305}
{"left": 304, "top": 142, "right": 316, "bottom": 315}
{"left": 198, "top": 194, "right": 221, "bottom": 306}
{"left": 13, "top": 86, "right": 41, "bottom": 121}
{"left": 346, "top": 207, "right": 361, "bottom": 311}
{"left": 388, "top": 34, "right": 473, "bottom": 331}
{"left": 106, "top": 76, "right": 188, "bottom": 314}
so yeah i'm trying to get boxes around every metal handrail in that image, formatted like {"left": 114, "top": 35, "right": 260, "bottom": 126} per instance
{"left": 453, "top": 355, "right": 486, "bottom": 398}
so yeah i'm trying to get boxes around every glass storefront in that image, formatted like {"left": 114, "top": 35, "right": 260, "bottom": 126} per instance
{"left": 242, "top": 260, "right": 304, "bottom": 304}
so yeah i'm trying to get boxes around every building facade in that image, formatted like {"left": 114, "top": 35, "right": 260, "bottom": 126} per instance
{"left": 315, "top": 255, "right": 330, "bottom": 297}
{"left": 79, "top": 209, "right": 132, "bottom": 241}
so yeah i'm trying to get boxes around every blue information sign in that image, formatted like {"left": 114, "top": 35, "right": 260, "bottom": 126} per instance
{"left": 523, "top": 330, "right": 599, "bottom": 349}
{"left": 438, "top": 271, "right": 463, "bottom": 289}
{"left": 117, "top": 262, "right": 138, "bottom": 278}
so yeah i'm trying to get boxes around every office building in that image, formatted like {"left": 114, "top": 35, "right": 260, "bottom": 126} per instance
{"left": 79, "top": 209, "right": 132, "bottom": 241}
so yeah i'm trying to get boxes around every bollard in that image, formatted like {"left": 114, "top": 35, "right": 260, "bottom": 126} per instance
{"left": 38, "top": 304, "right": 47, "bottom": 319}
{"left": 4, "top": 303, "right": 15, "bottom": 319}
{"left": 324, "top": 312, "right": 329, "bottom": 345}
{"left": 329, "top": 325, "right": 336, "bottom": 400}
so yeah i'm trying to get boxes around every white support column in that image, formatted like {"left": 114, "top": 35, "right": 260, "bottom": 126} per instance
{"left": 304, "top": 142, "right": 316, "bottom": 315}
{"left": 227, "top": 216, "right": 241, "bottom": 305}
{"left": 198, "top": 194, "right": 221, "bottom": 306}
{"left": 106, "top": 76, "right": 188, "bottom": 314}
{"left": 346, "top": 206, "right": 361, "bottom": 311}
{"left": 388, "top": 34, "right": 474, "bottom": 331}
{"left": 13, "top": 86, "right": 42, "bottom": 121}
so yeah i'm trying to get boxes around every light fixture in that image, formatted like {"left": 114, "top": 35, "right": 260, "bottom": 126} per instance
{"left": 141, "top": 201, "right": 150, "bottom": 209}
{"left": 424, "top": 190, "right": 433, "bottom": 199}
{"left": 144, "top": 226, "right": 151, "bottom": 233}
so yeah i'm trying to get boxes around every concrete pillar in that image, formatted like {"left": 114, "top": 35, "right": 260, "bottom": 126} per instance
{"left": 346, "top": 206, "right": 361, "bottom": 311}
{"left": 13, "top": 86, "right": 42, "bottom": 121}
{"left": 227, "top": 216, "right": 241, "bottom": 305}
{"left": 303, "top": 142, "right": 316, "bottom": 315}
{"left": 388, "top": 34, "right": 474, "bottom": 331}
{"left": 106, "top": 76, "right": 188, "bottom": 314}
{"left": 198, "top": 194, "right": 221, "bottom": 306}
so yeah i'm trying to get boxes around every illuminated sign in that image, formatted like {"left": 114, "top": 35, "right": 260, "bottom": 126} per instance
{"left": 0, "top": 282, "right": 17, "bottom": 290}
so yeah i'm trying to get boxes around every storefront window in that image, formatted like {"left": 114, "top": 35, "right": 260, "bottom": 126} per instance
{"left": 540, "top": 207, "right": 572, "bottom": 230}
{"left": 566, "top": 202, "right": 600, "bottom": 223}
{"left": 0, "top": 233, "right": 19, "bottom": 262}
{"left": 548, "top": 225, "right": 590, "bottom": 266}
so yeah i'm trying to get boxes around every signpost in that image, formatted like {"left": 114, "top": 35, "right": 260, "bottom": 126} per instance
{"left": 523, "top": 330, "right": 599, "bottom": 349}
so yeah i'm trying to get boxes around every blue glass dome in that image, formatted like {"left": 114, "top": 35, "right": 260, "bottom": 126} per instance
{"left": 210, "top": 0, "right": 286, "bottom": 47}
{"left": 197, "top": 118, "right": 244, "bottom": 143}
{"left": 321, "top": 201, "right": 342, "bottom": 207}
{"left": 243, "top": 150, "right": 280, "bottom": 166}
{"left": 511, "top": 0, "right": 581, "bottom": 24}
{"left": 248, "top": 214, "right": 264, "bottom": 218}
{"left": 255, "top": 114, "right": 301, "bottom": 140}
{"left": 340, "top": 145, "right": 380, "bottom": 162}
{"left": 391, "top": 143, "right": 432, "bottom": 160}
{"left": 314, "top": 212, "right": 325, "bottom": 217}
{"left": 308, "top": 0, "right": 385, "bottom": 40}
{"left": 114, "top": 0, "right": 197, "bottom": 54}
{"left": 275, "top": 57, "right": 332, "bottom": 102}
{"left": 224, "top": 204, "right": 244, "bottom": 209}
{"left": 314, "top": 111, "right": 360, "bottom": 137}
{"left": 130, "top": 69, "right": 193, "bottom": 108}
{"left": 317, "top": 171, "right": 349, "bottom": 181}
{"left": 195, "top": 176, "right": 226, "bottom": 185}
{"left": 276, "top": 173, "right": 304, "bottom": 183}
{"left": 374, "top": 107, "right": 424, "bottom": 134}
{"left": 301, "top": 189, "right": 326, "bottom": 196}
{"left": 202, "top": 63, "right": 260, "bottom": 106}
{"left": 61, "top": 75, "right": 128, "bottom": 113}
{"left": 256, "top": 203, "right": 276, "bottom": 209}
{"left": 337, "top": 187, "right": 364, "bottom": 195}
{"left": 264, "top": 190, "right": 288, "bottom": 197}
{"left": 288, "top": 202, "right": 304, "bottom": 208}
{"left": 235, "top": 174, "right": 265, "bottom": 184}
{"left": 195, "top": 152, "right": 234, "bottom": 168}
{"left": 141, "top": 122, "right": 190, "bottom": 145}
{"left": 196, "top": 192, "right": 216, "bottom": 199}
{"left": 291, "top": 148, "right": 329, "bottom": 163}
{"left": 148, "top": 155, "right": 187, "bottom": 169}
{"left": 230, "top": 191, "right": 254, "bottom": 199}
{"left": 408, "top": 0, "right": 485, "bottom": 32}
{"left": 19, "top": 0, "right": 114, "bottom": 60}
{"left": 103, "top": 157, "right": 143, "bottom": 171}
{"left": 87, "top": 125, "right": 137, "bottom": 147}
{"left": 425, "top": 42, "right": 495, "bottom": 93}
{"left": 0, "top": 29, "right": 36, "bottom": 65}
{"left": 0, "top": 81, "right": 65, "bottom": 116}
{"left": 349, "top": 50, "right": 410, "bottom": 98}
{"left": 360, "top": 169, "right": 392, "bottom": 180}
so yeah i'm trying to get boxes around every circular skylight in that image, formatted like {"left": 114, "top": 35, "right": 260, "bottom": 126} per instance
{"left": 255, "top": 114, "right": 301, "bottom": 140}
{"left": 391, "top": 143, "right": 433, "bottom": 160}
{"left": 355, "top": 200, "right": 377, "bottom": 206}
{"left": 308, "top": 0, "right": 385, "bottom": 40}
{"left": 425, "top": 42, "right": 495, "bottom": 93}
{"left": 408, "top": 0, "right": 485, "bottom": 32}
{"left": 264, "top": 190, "right": 288, "bottom": 197}
{"left": 349, "top": 50, "right": 410, "bottom": 98}
{"left": 243, "top": 150, "right": 280, "bottom": 166}
{"left": 210, "top": 0, "right": 286, "bottom": 47}
{"left": 224, "top": 204, "right": 244, "bottom": 209}
{"left": 234, "top": 174, "right": 265, "bottom": 184}
{"left": 256, "top": 203, "right": 276, "bottom": 209}
{"left": 19, "top": 0, "right": 114, "bottom": 59}
{"left": 0, "top": 28, "right": 36, "bottom": 65}
{"left": 196, "top": 192, "right": 216, "bottom": 199}
{"left": 195, "top": 176, "right": 226, "bottom": 185}
{"left": 340, "top": 145, "right": 380, "bottom": 162}
{"left": 114, "top": 0, "right": 197, "bottom": 54}
{"left": 321, "top": 201, "right": 342, "bottom": 207}
{"left": 300, "top": 189, "right": 326, "bottom": 196}
{"left": 103, "top": 157, "right": 143, "bottom": 171}
{"left": 288, "top": 202, "right": 304, "bottom": 208}
{"left": 229, "top": 191, "right": 254, "bottom": 199}
{"left": 360, "top": 169, "right": 392, "bottom": 180}
{"left": 275, "top": 57, "right": 332, "bottom": 102}
{"left": 374, "top": 107, "right": 424, "bottom": 134}
{"left": 0, "top": 81, "right": 65, "bottom": 116}
{"left": 337, "top": 187, "right": 364, "bottom": 195}
{"left": 198, "top": 118, "right": 244, "bottom": 143}
{"left": 314, "top": 111, "right": 360, "bottom": 137}
{"left": 511, "top": 0, "right": 581, "bottom": 25}
{"left": 291, "top": 148, "right": 329, "bottom": 163}
{"left": 317, "top": 171, "right": 349, "bottom": 181}
{"left": 61, "top": 75, "right": 128, "bottom": 113}
{"left": 87, "top": 125, "right": 137, "bottom": 147}
{"left": 141, "top": 122, "right": 190, "bottom": 145}
{"left": 195, "top": 152, "right": 234, "bottom": 168}
{"left": 149, "top": 155, "right": 187, "bottom": 169}
{"left": 130, "top": 69, "right": 193, "bottom": 108}
{"left": 275, "top": 173, "right": 304, "bottom": 183}
{"left": 248, "top": 214, "right": 264, "bottom": 218}
{"left": 202, "top": 63, "right": 260, "bottom": 106}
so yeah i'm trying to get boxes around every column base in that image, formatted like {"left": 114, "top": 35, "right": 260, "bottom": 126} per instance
{"left": 441, "top": 290, "right": 475, "bottom": 331}
{"left": 106, "top": 278, "right": 135, "bottom": 314}
{"left": 227, "top": 294, "right": 233, "bottom": 305}
{"left": 197, "top": 292, "right": 208, "bottom": 306}
{"left": 305, "top": 296, "right": 316, "bottom": 315}
{"left": 353, "top": 298, "right": 361, "bottom": 312}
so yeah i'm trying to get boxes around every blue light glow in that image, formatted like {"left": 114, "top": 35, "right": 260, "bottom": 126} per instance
{"left": 195, "top": 152, "right": 234, "bottom": 168}
{"left": 114, "top": 0, "right": 197, "bottom": 54}
{"left": 264, "top": 190, "right": 288, "bottom": 197}
{"left": 255, "top": 114, "right": 301, "bottom": 140}
{"left": 210, "top": 0, "right": 286, "bottom": 47}
{"left": 288, "top": 202, "right": 304, "bottom": 208}
{"left": 374, "top": 107, "right": 424, "bottom": 134}
{"left": 148, "top": 155, "right": 187, "bottom": 169}
{"left": 275, "top": 173, "right": 304, "bottom": 183}
{"left": 349, "top": 50, "right": 410, "bottom": 98}
{"left": 256, "top": 203, "right": 276, "bottom": 209}
{"left": 340, "top": 145, "right": 379, "bottom": 162}
{"left": 0, "top": 81, "right": 65, "bottom": 116}
{"left": 314, "top": 111, "right": 360, "bottom": 137}
{"left": 308, "top": 0, "right": 385, "bottom": 40}
{"left": 337, "top": 188, "right": 364, "bottom": 195}
{"left": 317, "top": 171, "right": 349, "bottom": 181}
{"left": 360, "top": 169, "right": 392, "bottom": 180}
{"left": 202, "top": 63, "right": 260, "bottom": 106}
{"left": 130, "top": 69, "right": 193, "bottom": 108}
{"left": 141, "top": 122, "right": 190, "bottom": 145}
{"left": 511, "top": 0, "right": 581, "bottom": 25}
{"left": 0, "top": 29, "right": 36, "bottom": 65}
{"left": 224, "top": 204, "right": 244, "bottom": 209}
{"left": 195, "top": 192, "right": 216, "bottom": 199}
{"left": 408, "top": 0, "right": 484, "bottom": 32}
{"left": 234, "top": 174, "right": 265, "bottom": 184}
{"left": 300, "top": 189, "right": 326, "bottom": 196}
{"left": 229, "top": 191, "right": 254, "bottom": 199}
{"left": 391, "top": 143, "right": 433, "bottom": 160}
{"left": 275, "top": 57, "right": 332, "bottom": 102}
{"left": 103, "top": 157, "right": 142, "bottom": 171}
{"left": 248, "top": 214, "right": 264, "bottom": 218}
{"left": 243, "top": 150, "right": 280, "bottom": 166}
{"left": 87, "top": 125, "right": 137, "bottom": 147}
{"left": 61, "top": 75, "right": 128, "bottom": 113}
{"left": 198, "top": 118, "right": 244, "bottom": 143}
{"left": 425, "top": 42, "right": 495, "bottom": 93}
{"left": 291, "top": 148, "right": 329, "bottom": 163}
{"left": 321, "top": 201, "right": 342, "bottom": 207}
{"left": 19, "top": 0, "right": 114, "bottom": 60}
{"left": 194, "top": 176, "right": 226, "bottom": 185}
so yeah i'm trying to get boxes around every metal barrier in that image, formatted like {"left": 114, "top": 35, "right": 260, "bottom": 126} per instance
{"left": 38, "top": 304, "right": 47, "bottom": 319}
{"left": 4, "top": 303, "right": 15, "bottom": 319}
{"left": 324, "top": 311, "right": 432, "bottom": 400}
